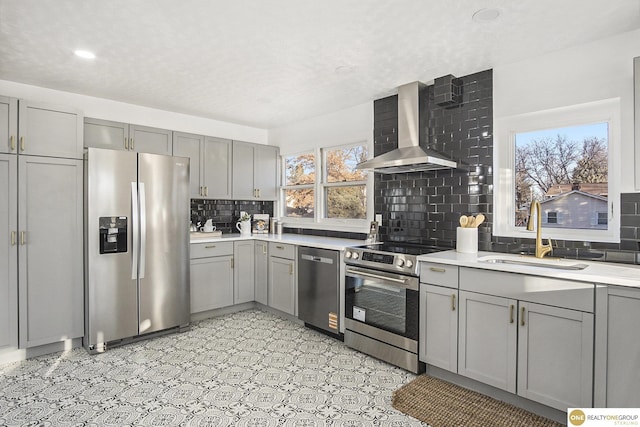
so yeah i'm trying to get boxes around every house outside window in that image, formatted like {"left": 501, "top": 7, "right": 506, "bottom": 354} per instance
{"left": 495, "top": 99, "right": 620, "bottom": 242}
{"left": 280, "top": 142, "right": 371, "bottom": 231}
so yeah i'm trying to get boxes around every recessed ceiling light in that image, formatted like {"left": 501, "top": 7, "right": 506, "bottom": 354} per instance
{"left": 334, "top": 65, "right": 355, "bottom": 75}
{"left": 74, "top": 50, "right": 96, "bottom": 59}
{"left": 472, "top": 8, "right": 500, "bottom": 23}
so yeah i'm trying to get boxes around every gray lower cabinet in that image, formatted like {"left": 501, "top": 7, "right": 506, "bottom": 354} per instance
{"left": 268, "top": 242, "right": 296, "bottom": 315}
{"left": 458, "top": 290, "right": 517, "bottom": 393}
{"left": 232, "top": 141, "right": 278, "bottom": 200}
{"left": 233, "top": 241, "right": 255, "bottom": 304}
{"left": 595, "top": 286, "right": 640, "bottom": 408}
{"left": 190, "top": 242, "right": 234, "bottom": 313}
{"left": 458, "top": 268, "right": 594, "bottom": 411}
{"left": 419, "top": 284, "right": 458, "bottom": 373}
{"left": 419, "top": 262, "right": 459, "bottom": 373}
{"left": 0, "top": 96, "right": 18, "bottom": 154}
{"left": 254, "top": 241, "right": 268, "bottom": 305}
{"left": 173, "top": 132, "right": 232, "bottom": 199}
{"left": 18, "top": 101, "right": 83, "bottom": 159}
{"left": 0, "top": 154, "right": 18, "bottom": 353}
{"left": 84, "top": 118, "right": 172, "bottom": 155}
{"left": 18, "top": 156, "right": 84, "bottom": 348}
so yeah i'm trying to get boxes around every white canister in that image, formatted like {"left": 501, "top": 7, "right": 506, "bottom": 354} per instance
{"left": 456, "top": 227, "right": 478, "bottom": 254}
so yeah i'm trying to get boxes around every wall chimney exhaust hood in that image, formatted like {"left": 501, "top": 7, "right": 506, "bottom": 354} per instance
{"left": 356, "top": 81, "right": 457, "bottom": 174}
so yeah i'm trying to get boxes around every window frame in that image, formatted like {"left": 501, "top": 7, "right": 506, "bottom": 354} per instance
{"left": 279, "top": 141, "right": 373, "bottom": 232}
{"left": 494, "top": 98, "right": 620, "bottom": 243}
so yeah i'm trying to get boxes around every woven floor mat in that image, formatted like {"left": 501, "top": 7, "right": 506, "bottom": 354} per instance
{"left": 392, "top": 375, "right": 566, "bottom": 427}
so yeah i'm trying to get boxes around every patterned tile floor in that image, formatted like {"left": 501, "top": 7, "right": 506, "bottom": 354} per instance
{"left": 0, "top": 309, "right": 428, "bottom": 426}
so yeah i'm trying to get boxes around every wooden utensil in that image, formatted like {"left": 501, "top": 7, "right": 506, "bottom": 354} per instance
{"left": 459, "top": 215, "right": 468, "bottom": 228}
{"left": 467, "top": 216, "right": 476, "bottom": 228}
{"left": 475, "top": 213, "right": 485, "bottom": 227}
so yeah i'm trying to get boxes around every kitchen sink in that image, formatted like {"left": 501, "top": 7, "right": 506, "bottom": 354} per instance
{"left": 478, "top": 255, "right": 588, "bottom": 271}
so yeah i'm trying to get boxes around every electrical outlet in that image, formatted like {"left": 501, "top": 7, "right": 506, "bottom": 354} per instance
{"left": 375, "top": 214, "right": 382, "bottom": 226}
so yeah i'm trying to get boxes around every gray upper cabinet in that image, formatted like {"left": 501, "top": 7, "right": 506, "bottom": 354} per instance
{"left": 84, "top": 118, "right": 173, "bottom": 155}
{"left": 0, "top": 154, "right": 18, "bottom": 353}
{"left": 18, "top": 101, "right": 83, "bottom": 159}
{"left": 203, "top": 136, "right": 232, "bottom": 199}
{"left": 0, "top": 96, "right": 18, "bottom": 154}
{"left": 18, "top": 156, "right": 84, "bottom": 348}
{"left": 130, "top": 124, "right": 172, "bottom": 155}
{"left": 174, "top": 132, "right": 232, "bottom": 199}
{"left": 84, "top": 118, "right": 129, "bottom": 151}
{"left": 232, "top": 141, "right": 278, "bottom": 200}
{"left": 173, "top": 132, "right": 203, "bottom": 198}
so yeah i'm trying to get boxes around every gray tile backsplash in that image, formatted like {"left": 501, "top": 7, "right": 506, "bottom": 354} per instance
{"left": 191, "top": 199, "right": 273, "bottom": 234}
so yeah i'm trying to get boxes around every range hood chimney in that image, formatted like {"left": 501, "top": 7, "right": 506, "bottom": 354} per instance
{"left": 356, "top": 81, "right": 457, "bottom": 174}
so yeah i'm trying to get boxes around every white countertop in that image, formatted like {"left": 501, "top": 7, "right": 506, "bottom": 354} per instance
{"left": 190, "top": 232, "right": 365, "bottom": 251}
{"left": 418, "top": 250, "right": 640, "bottom": 288}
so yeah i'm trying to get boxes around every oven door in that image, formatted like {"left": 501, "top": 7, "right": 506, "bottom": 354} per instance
{"left": 344, "top": 265, "right": 419, "bottom": 341}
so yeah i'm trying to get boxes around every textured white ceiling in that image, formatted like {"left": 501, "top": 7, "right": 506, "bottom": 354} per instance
{"left": 1, "top": 0, "right": 639, "bottom": 129}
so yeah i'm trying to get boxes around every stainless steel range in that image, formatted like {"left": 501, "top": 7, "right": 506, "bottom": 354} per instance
{"left": 343, "top": 243, "right": 448, "bottom": 373}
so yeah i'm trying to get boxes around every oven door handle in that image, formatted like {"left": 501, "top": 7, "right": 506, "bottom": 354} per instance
{"left": 346, "top": 268, "right": 407, "bottom": 285}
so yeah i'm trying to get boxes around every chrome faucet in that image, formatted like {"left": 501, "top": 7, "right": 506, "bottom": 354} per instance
{"left": 526, "top": 201, "right": 553, "bottom": 258}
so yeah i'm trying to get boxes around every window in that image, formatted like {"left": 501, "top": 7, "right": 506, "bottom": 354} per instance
{"left": 495, "top": 99, "right": 620, "bottom": 242}
{"left": 283, "top": 153, "right": 315, "bottom": 218}
{"left": 280, "top": 142, "right": 371, "bottom": 230}
{"left": 323, "top": 145, "right": 367, "bottom": 219}
{"left": 597, "top": 212, "right": 608, "bottom": 225}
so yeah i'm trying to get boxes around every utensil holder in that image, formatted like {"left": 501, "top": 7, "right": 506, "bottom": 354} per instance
{"left": 456, "top": 227, "right": 478, "bottom": 254}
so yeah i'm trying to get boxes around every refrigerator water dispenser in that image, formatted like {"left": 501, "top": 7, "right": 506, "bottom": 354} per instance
{"left": 99, "top": 216, "right": 127, "bottom": 254}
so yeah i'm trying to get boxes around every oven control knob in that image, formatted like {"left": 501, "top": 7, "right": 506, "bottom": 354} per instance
{"left": 405, "top": 259, "right": 414, "bottom": 268}
{"left": 396, "top": 258, "right": 405, "bottom": 267}
{"left": 352, "top": 252, "right": 359, "bottom": 260}
{"left": 345, "top": 251, "right": 352, "bottom": 259}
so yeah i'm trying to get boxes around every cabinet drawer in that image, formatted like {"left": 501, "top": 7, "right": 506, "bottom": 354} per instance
{"left": 420, "top": 262, "right": 459, "bottom": 288}
{"left": 191, "top": 241, "right": 234, "bottom": 259}
{"left": 268, "top": 242, "right": 296, "bottom": 260}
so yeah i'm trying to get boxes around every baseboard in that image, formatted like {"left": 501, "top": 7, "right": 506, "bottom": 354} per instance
{"left": 0, "top": 338, "right": 83, "bottom": 366}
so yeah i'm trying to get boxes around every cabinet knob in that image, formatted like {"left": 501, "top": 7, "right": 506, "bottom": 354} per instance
{"left": 509, "top": 304, "right": 515, "bottom": 324}
{"left": 10, "top": 231, "right": 16, "bottom": 246}
{"left": 451, "top": 294, "right": 456, "bottom": 311}
{"left": 20, "top": 136, "right": 25, "bottom": 152}
{"left": 520, "top": 306, "right": 526, "bottom": 326}
{"left": 429, "top": 267, "right": 446, "bottom": 273}
{"left": 10, "top": 135, "right": 15, "bottom": 151}
{"left": 20, "top": 231, "right": 26, "bottom": 245}
{"left": 124, "top": 138, "right": 129, "bottom": 150}
{"left": 130, "top": 138, "right": 134, "bottom": 150}
{"left": 205, "top": 245, "right": 216, "bottom": 249}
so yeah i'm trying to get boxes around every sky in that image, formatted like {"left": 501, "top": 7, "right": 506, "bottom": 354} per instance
{"left": 515, "top": 122, "right": 608, "bottom": 147}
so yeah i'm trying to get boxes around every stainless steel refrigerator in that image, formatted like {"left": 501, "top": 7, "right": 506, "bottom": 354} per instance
{"left": 84, "top": 147, "right": 190, "bottom": 353}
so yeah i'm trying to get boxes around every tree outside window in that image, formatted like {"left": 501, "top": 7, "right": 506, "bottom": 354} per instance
{"left": 324, "top": 145, "right": 368, "bottom": 219}
{"left": 515, "top": 122, "right": 608, "bottom": 230}
{"left": 281, "top": 143, "right": 369, "bottom": 223}
{"left": 284, "top": 153, "right": 315, "bottom": 218}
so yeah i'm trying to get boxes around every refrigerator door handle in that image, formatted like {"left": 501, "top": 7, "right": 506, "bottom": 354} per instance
{"left": 131, "top": 182, "right": 139, "bottom": 280}
{"left": 139, "top": 182, "right": 147, "bottom": 279}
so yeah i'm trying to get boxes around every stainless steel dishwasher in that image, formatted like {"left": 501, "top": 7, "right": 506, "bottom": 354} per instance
{"left": 297, "top": 246, "right": 340, "bottom": 337}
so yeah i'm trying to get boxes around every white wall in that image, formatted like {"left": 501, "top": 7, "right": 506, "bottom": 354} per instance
{"left": 269, "top": 102, "right": 373, "bottom": 154}
{"left": 494, "top": 28, "right": 640, "bottom": 192}
{"left": 0, "top": 80, "right": 268, "bottom": 144}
